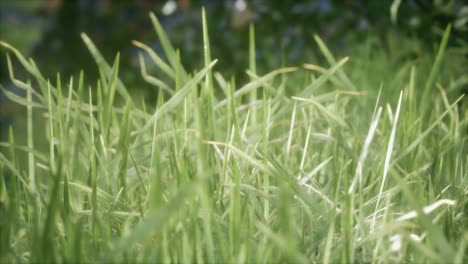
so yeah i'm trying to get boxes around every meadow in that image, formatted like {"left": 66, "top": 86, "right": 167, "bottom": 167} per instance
{"left": 0, "top": 11, "right": 466, "bottom": 263}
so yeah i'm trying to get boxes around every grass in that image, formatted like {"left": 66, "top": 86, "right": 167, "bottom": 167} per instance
{"left": 0, "top": 11, "right": 467, "bottom": 263}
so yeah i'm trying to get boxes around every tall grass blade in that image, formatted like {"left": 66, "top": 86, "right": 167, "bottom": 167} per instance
{"left": 140, "top": 59, "right": 218, "bottom": 132}
{"left": 372, "top": 91, "right": 403, "bottom": 231}
{"left": 81, "top": 33, "right": 132, "bottom": 101}
{"left": 132, "top": 40, "right": 175, "bottom": 79}
{"left": 149, "top": 12, "right": 188, "bottom": 81}
{"left": 422, "top": 25, "right": 451, "bottom": 107}
{"left": 313, "top": 35, "right": 356, "bottom": 90}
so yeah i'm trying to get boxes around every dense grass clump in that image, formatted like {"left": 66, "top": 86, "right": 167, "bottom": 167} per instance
{"left": 0, "top": 11, "right": 466, "bottom": 263}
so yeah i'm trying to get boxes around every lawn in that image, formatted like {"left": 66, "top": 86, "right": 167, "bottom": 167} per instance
{"left": 0, "top": 11, "right": 466, "bottom": 263}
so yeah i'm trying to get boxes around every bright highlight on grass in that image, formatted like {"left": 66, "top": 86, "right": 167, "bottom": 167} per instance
{"left": 0, "top": 11, "right": 466, "bottom": 263}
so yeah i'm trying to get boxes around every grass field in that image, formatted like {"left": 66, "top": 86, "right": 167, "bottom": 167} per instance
{"left": 0, "top": 11, "right": 466, "bottom": 263}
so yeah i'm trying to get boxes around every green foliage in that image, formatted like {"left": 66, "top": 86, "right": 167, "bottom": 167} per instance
{"left": 0, "top": 11, "right": 467, "bottom": 263}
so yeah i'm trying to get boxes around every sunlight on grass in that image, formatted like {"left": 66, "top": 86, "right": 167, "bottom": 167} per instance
{"left": 0, "top": 11, "right": 466, "bottom": 263}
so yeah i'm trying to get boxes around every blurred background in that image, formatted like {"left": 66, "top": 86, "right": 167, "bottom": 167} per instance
{"left": 0, "top": 0, "right": 467, "bottom": 141}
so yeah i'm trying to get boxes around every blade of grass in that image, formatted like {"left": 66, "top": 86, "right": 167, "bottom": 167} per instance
{"left": 313, "top": 35, "right": 357, "bottom": 90}
{"left": 202, "top": 7, "right": 216, "bottom": 141}
{"left": 249, "top": 23, "right": 257, "bottom": 125}
{"left": 292, "top": 96, "right": 348, "bottom": 128}
{"left": 299, "top": 57, "right": 350, "bottom": 97}
{"left": 132, "top": 40, "right": 175, "bottom": 79}
{"left": 103, "top": 53, "right": 120, "bottom": 141}
{"left": 372, "top": 91, "right": 403, "bottom": 231}
{"left": 137, "top": 53, "right": 174, "bottom": 95}
{"left": 81, "top": 33, "right": 132, "bottom": 101}
{"left": 421, "top": 25, "right": 451, "bottom": 108}
{"left": 149, "top": 12, "right": 188, "bottom": 82}
{"left": 27, "top": 79, "right": 35, "bottom": 191}
{"left": 139, "top": 59, "right": 218, "bottom": 133}
{"left": 215, "top": 67, "right": 297, "bottom": 109}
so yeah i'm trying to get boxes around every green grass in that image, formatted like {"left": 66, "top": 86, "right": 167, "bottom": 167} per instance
{"left": 0, "top": 12, "right": 467, "bottom": 263}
